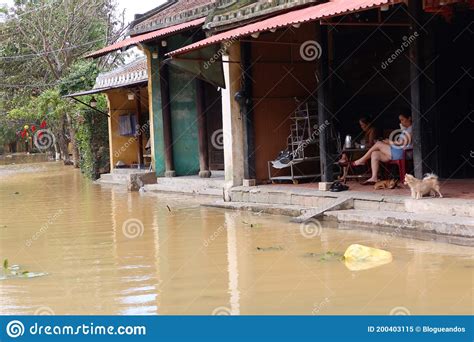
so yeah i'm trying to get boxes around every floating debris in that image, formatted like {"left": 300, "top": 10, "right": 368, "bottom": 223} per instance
{"left": 0, "top": 259, "right": 48, "bottom": 280}
{"left": 0, "top": 225, "right": 7, "bottom": 228}
{"left": 242, "top": 221, "right": 261, "bottom": 228}
{"left": 256, "top": 246, "right": 283, "bottom": 252}
{"left": 166, "top": 205, "right": 172, "bottom": 212}
{"left": 304, "top": 251, "right": 344, "bottom": 262}
{"left": 343, "top": 244, "right": 393, "bottom": 271}
{"left": 13, "top": 192, "right": 19, "bottom": 195}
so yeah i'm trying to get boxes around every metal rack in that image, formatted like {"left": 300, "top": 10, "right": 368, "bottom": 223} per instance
{"left": 268, "top": 100, "right": 321, "bottom": 184}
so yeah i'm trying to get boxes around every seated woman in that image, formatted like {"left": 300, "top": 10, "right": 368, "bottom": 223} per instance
{"left": 352, "top": 113, "right": 413, "bottom": 184}
{"left": 338, "top": 116, "right": 377, "bottom": 165}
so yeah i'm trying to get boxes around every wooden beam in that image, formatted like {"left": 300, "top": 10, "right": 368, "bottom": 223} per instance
{"left": 408, "top": 0, "right": 424, "bottom": 179}
{"left": 195, "top": 79, "right": 211, "bottom": 178}
{"left": 159, "top": 48, "right": 176, "bottom": 177}
{"left": 317, "top": 24, "right": 334, "bottom": 183}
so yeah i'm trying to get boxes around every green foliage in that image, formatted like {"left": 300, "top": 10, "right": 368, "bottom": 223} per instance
{"left": 74, "top": 96, "right": 109, "bottom": 179}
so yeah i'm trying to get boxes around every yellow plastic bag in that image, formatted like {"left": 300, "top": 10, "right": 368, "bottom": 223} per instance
{"left": 343, "top": 244, "right": 393, "bottom": 271}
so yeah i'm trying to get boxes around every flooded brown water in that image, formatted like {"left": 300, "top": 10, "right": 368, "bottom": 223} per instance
{"left": 0, "top": 162, "right": 472, "bottom": 315}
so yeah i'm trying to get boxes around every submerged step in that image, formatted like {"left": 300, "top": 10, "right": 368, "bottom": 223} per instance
{"left": 324, "top": 209, "right": 474, "bottom": 239}
{"left": 291, "top": 196, "right": 354, "bottom": 223}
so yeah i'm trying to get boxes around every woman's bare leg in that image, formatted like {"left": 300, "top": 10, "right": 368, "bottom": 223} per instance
{"left": 366, "top": 150, "right": 391, "bottom": 182}
{"left": 354, "top": 142, "right": 391, "bottom": 165}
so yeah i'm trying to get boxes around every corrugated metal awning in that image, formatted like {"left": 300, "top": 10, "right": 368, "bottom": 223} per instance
{"left": 64, "top": 79, "right": 147, "bottom": 98}
{"left": 167, "top": 0, "right": 401, "bottom": 57}
{"left": 86, "top": 17, "right": 206, "bottom": 58}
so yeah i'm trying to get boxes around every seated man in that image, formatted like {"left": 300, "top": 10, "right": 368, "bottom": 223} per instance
{"left": 352, "top": 113, "right": 413, "bottom": 185}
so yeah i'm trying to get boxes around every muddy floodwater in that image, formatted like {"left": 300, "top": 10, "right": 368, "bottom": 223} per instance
{"left": 0, "top": 162, "right": 472, "bottom": 315}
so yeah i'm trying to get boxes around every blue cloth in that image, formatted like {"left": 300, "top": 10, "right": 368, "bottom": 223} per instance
{"left": 390, "top": 146, "right": 404, "bottom": 160}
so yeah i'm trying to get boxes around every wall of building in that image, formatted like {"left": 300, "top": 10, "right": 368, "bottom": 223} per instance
{"left": 250, "top": 23, "right": 318, "bottom": 181}
{"left": 145, "top": 33, "right": 201, "bottom": 177}
{"left": 106, "top": 88, "right": 149, "bottom": 169}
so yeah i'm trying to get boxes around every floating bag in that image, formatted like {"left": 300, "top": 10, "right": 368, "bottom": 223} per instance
{"left": 343, "top": 244, "right": 393, "bottom": 271}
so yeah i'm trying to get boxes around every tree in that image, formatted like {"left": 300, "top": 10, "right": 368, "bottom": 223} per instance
{"left": 0, "top": 0, "right": 126, "bottom": 164}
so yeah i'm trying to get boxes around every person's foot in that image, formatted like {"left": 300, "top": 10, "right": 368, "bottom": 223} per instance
{"left": 353, "top": 159, "right": 364, "bottom": 166}
{"left": 362, "top": 177, "right": 378, "bottom": 185}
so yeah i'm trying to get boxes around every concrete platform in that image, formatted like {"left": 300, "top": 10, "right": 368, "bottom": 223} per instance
{"left": 97, "top": 168, "right": 156, "bottom": 191}
{"left": 144, "top": 171, "right": 225, "bottom": 197}
{"left": 217, "top": 184, "right": 474, "bottom": 245}
{"left": 324, "top": 209, "right": 474, "bottom": 246}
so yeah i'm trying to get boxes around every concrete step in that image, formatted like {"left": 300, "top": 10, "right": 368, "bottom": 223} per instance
{"left": 229, "top": 186, "right": 406, "bottom": 212}
{"left": 205, "top": 201, "right": 307, "bottom": 217}
{"left": 404, "top": 198, "right": 474, "bottom": 218}
{"left": 145, "top": 183, "right": 224, "bottom": 197}
{"left": 324, "top": 209, "right": 474, "bottom": 240}
{"left": 291, "top": 196, "right": 354, "bottom": 223}
{"left": 156, "top": 177, "right": 225, "bottom": 188}
{"left": 98, "top": 173, "right": 126, "bottom": 184}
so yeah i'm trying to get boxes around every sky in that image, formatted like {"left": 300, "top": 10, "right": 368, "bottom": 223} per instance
{"left": 119, "top": 0, "right": 166, "bottom": 25}
{"left": 3, "top": 0, "right": 165, "bottom": 25}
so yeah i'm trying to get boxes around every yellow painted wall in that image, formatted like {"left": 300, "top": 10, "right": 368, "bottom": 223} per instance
{"left": 105, "top": 88, "right": 149, "bottom": 169}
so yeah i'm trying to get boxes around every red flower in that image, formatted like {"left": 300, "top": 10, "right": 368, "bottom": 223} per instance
{"left": 21, "top": 130, "right": 26, "bottom": 138}
{"left": 38, "top": 131, "right": 44, "bottom": 139}
{"left": 40, "top": 120, "right": 47, "bottom": 129}
{"left": 31, "top": 125, "right": 36, "bottom": 132}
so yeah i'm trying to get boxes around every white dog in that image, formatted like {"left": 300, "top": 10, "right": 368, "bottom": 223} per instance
{"left": 404, "top": 173, "right": 443, "bottom": 200}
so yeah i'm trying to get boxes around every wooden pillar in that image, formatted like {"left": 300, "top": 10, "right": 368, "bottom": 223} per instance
{"left": 196, "top": 79, "right": 211, "bottom": 178}
{"left": 408, "top": 0, "right": 424, "bottom": 179}
{"left": 317, "top": 24, "right": 334, "bottom": 182}
{"left": 159, "top": 48, "right": 176, "bottom": 177}
{"left": 134, "top": 87, "right": 144, "bottom": 168}
{"left": 240, "top": 42, "right": 256, "bottom": 181}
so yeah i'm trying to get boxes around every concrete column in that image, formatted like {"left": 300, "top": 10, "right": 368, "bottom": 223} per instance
{"left": 222, "top": 42, "right": 245, "bottom": 201}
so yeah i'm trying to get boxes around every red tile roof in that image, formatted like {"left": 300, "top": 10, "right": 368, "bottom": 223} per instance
{"left": 130, "top": 0, "right": 216, "bottom": 35}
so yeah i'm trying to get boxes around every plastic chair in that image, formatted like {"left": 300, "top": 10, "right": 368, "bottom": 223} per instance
{"left": 383, "top": 148, "right": 413, "bottom": 182}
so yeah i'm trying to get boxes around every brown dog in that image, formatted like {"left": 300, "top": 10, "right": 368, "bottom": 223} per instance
{"left": 374, "top": 179, "right": 399, "bottom": 190}
{"left": 404, "top": 173, "right": 443, "bottom": 199}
